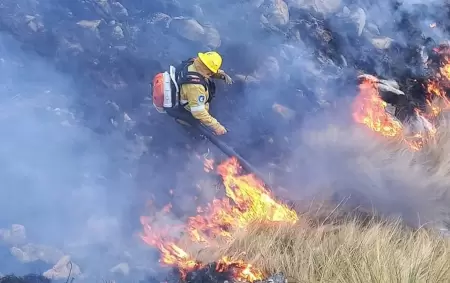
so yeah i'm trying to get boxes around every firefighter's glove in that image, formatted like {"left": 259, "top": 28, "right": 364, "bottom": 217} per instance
{"left": 218, "top": 70, "right": 233, "bottom": 85}
{"left": 214, "top": 124, "right": 227, "bottom": 135}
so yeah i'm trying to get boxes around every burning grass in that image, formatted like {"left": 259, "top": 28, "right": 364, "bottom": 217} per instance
{"left": 140, "top": 114, "right": 450, "bottom": 282}
{"left": 140, "top": 157, "right": 298, "bottom": 282}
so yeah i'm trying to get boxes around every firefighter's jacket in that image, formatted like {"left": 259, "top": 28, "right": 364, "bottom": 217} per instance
{"left": 179, "top": 63, "right": 223, "bottom": 132}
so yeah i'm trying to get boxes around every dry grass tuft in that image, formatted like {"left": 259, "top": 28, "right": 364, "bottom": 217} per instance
{"left": 209, "top": 219, "right": 450, "bottom": 283}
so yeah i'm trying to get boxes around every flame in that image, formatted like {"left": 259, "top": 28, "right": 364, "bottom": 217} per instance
{"left": 140, "top": 157, "right": 298, "bottom": 282}
{"left": 426, "top": 80, "right": 450, "bottom": 116}
{"left": 352, "top": 45, "right": 450, "bottom": 150}
{"left": 352, "top": 77, "right": 403, "bottom": 137}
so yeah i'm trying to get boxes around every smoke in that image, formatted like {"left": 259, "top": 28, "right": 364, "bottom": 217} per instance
{"left": 282, "top": 105, "right": 450, "bottom": 227}
{"left": 1, "top": 0, "right": 450, "bottom": 278}
{"left": 0, "top": 33, "right": 147, "bottom": 275}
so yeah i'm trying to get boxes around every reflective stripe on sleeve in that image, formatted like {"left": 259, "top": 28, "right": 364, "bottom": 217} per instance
{"left": 190, "top": 105, "right": 206, "bottom": 112}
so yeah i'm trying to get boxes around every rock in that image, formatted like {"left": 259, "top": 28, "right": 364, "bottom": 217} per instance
{"left": 313, "top": 0, "right": 342, "bottom": 15}
{"left": 191, "top": 4, "right": 204, "bottom": 19}
{"left": 250, "top": 0, "right": 266, "bottom": 8}
{"left": 0, "top": 224, "right": 27, "bottom": 246}
{"left": 438, "top": 227, "right": 450, "bottom": 237}
{"left": 89, "top": 0, "right": 113, "bottom": 18}
{"left": 10, "top": 243, "right": 65, "bottom": 264}
{"left": 279, "top": 44, "right": 296, "bottom": 61}
{"left": 350, "top": 7, "right": 366, "bottom": 36}
{"left": 263, "top": 0, "right": 289, "bottom": 26}
{"left": 253, "top": 56, "right": 280, "bottom": 79}
{"left": 370, "top": 36, "right": 394, "bottom": 49}
{"left": 285, "top": 0, "right": 311, "bottom": 9}
{"left": 365, "top": 22, "right": 380, "bottom": 36}
{"left": 202, "top": 25, "right": 221, "bottom": 49}
{"left": 59, "top": 37, "right": 84, "bottom": 55}
{"left": 341, "top": 5, "right": 350, "bottom": 15}
{"left": 43, "top": 256, "right": 81, "bottom": 280}
{"left": 10, "top": 247, "right": 36, "bottom": 263}
{"left": 110, "top": 262, "right": 130, "bottom": 275}
{"left": 169, "top": 18, "right": 205, "bottom": 42}
{"left": 378, "top": 82, "right": 405, "bottom": 96}
{"left": 112, "top": 25, "right": 124, "bottom": 39}
{"left": 25, "top": 15, "right": 44, "bottom": 32}
{"left": 340, "top": 54, "right": 347, "bottom": 66}
{"left": 234, "top": 74, "right": 260, "bottom": 84}
{"left": 111, "top": 1, "right": 128, "bottom": 19}
{"left": 77, "top": 19, "right": 102, "bottom": 30}
{"left": 150, "top": 12, "right": 172, "bottom": 27}
{"left": 272, "top": 103, "right": 296, "bottom": 120}
{"left": 404, "top": 112, "right": 435, "bottom": 138}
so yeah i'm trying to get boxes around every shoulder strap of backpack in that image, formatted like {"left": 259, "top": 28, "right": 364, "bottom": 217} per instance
{"left": 176, "top": 59, "right": 208, "bottom": 88}
{"left": 175, "top": 59, "right": 210, "bottom": 107}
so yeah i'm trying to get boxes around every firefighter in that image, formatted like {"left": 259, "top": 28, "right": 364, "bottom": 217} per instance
{"left": 152, "top": 51, "right": 233, "bottom": 135}
{"left": 174, "top": 51, "right": 233, "bottom": 135}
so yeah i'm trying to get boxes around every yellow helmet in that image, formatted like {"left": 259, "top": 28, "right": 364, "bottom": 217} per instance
{"left": 198, "top": 51, "right": 222, "bottom": 73}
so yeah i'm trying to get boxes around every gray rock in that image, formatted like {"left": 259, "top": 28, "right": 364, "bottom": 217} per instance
{"left": 254, "top": 56, "right": 280, "bottom": 79}
{"left": 59, "top": 37, "right": 84, "bottom": 55}
{"left": 10, "top": 243, "right": 65, "bottom": 264}
{"left": 341, "top": 5, "right": 350, "bottom": 15}
{"left": 112, "top": 25, "right": 124, "bottom": 39}
{"left": 24, "top": 15, "right": 44, "bottom": 32}
{"left": 378, "top": 82, "right": 405, "bottom": 96}
{"left": 313, "top": 0, "right": 342, "bottom": 15}
{"left": 0, "top": 224, "right": 27, "bottom": 246}
{"left": 234, "top": 74, "right": 260, "bottom": 84}
{"left": 272, "top": 103, "right": 296, "bottom": 120}
{"left": 150, "top": 12, "right": 172, "bottom": 27}
{"left": 340, "top": 55, "right": 347, "bottom": 67}
{"left": 43, "top": 256, "right": 82, "bottom": 280}
{"left": 263, "top": 0, "right": 290, "bottom": 26}
{"left": 404, "top": 112, "right": 435, "bottom": 138}
{"left": 191, "top": 4, "right": 204, "bottom": 19}
{"left": 110, "top": 262, "right": 130, "bottom": 275}
{"left": 169, "top": 18, "right": 205, "bottom": 42}
{"left": 250, "top": 0, "right": 265, "bottom": 8}
{"left": 89, "top": 0, "right": 113, "bottom": 18}
{"left": 370, "top": 36, "right": 394, "bottom": 49}
{"left": 202, "top": 25, "right": 221, "bottom": 49}
{"left": 77, "top": 19, "right": 102, "bottom": 30}
{"left": 365, "top": 22, "right": 380, "bottom": 36}
{"left": 279, "top": 44, "right": 296, "bottom": 61}
{"left": 350, "top": 7, "right": 366, "bottom": 36}
{"left": 111, "top": 1, "right": 128, "bottom": 19}
{"left": 285, "top": 0, "right": 311, "bottom": 9}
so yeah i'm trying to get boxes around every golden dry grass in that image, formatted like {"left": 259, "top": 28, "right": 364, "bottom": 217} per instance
{"left": 206, "top": 219, "right": 450, "bottom": 283}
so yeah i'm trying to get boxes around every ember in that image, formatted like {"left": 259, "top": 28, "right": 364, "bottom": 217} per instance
{"left": 140, "top": 157, "right": 297, "bottom": 282}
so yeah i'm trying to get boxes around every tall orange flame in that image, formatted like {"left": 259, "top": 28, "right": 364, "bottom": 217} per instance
{"left": 352, "top": 77, "right": 403, "bottom": 137}
{"left": 140, "top": 157, "right": 298, "bottom": 282}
